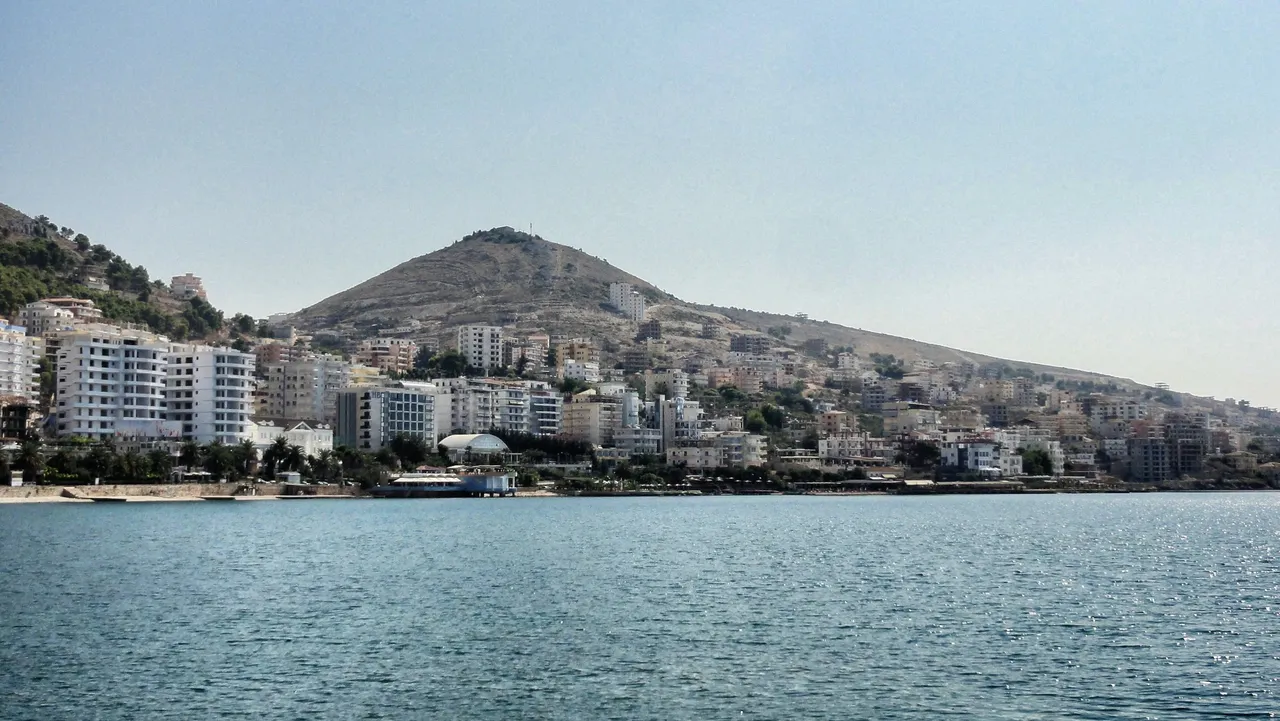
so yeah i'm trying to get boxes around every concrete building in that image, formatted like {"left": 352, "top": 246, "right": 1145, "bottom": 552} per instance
{"left": 730, "top": 334, "right": 771, "bottom": 354}
{"left": 259, "top": 356, "right": 351, "bottom": 424}
{"left": 355, "top": 338, "right": 418, "bottom": 374}
{"left": 668, "top": 431, "right": 767, "bottom": 469}
{"left": 170, "top": 273, "right": 208, "bottom": 300}
{"left": 608, "top": 282, "right": 646, "bottom": 322}
{"left": 51, "top": 324, "right": 172, "bottom": 439}
{"left": 562, "top": 391, "right": 625, "bottom": 447}
{"left": 656, "top": 397, "right": 702, "bottom": 452}
{"left": 335, "top": 386, "right": 437, "bottom": 452}
{"left": 563, "top": 359, "right": 600, "bottom": 384}
{"left": 0, "top": 320, "right": 43, "bottom": 403}
{"left": 941, "top": 439, "right": 1008, "bottom": 476}
{"left": 457, "top": 325, "right": 504, "bottom": 371}
{"left": 16, "top": 301, "right": 77, "bottom": 337}
{"left": 614, "top": 426, "right": 662, "bottom": 457}
{"left": 882, "top": 401, "right": 942, "bottom": 436}
{"left": 995, "top": 428, "right": 1065, "bottom": 475}
{"left": 818, "top": 411, "right": 852, "bottom": 437}
{"left": 1128, "top": 437, "right": 1171, "bottom": 483}
{"left": 555, "top": 338, "right": 601, "bottom": 367}
{"left": 165, "top": 344, "right": 256, "bottom": 444}
{"left": 644, "top": 369, "right": 689, "bottom": 401}
{"left": 635, "top": 319, "right": 662, "bottom": 342}
{"left": 527, "top": 385, "right": 563, "bottom": 437}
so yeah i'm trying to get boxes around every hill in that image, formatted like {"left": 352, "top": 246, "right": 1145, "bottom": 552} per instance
{"left": 0, "top": 202, "right": 231, "bottom": 340}
{"left": 292, "top": 227, "right": 1131, "bottom": 386}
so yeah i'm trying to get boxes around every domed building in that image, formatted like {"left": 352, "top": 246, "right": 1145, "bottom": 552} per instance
{"left": 438, "top": 433, "right": 510, "bottom": 462}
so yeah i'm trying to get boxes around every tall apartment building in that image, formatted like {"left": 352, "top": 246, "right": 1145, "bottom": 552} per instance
{"left": 528, "top": 385, "right": 563, "bottom": 437}
{"left": 0, "top": 320, "right": 43, "bottom": 404}
{"left": 608, "top": 282, "right": 646, "bottom": 322}
{"left": 335, "top": 386, "right": 436, "bottom": 452}
{"left": 656, "top": 397, "right": 702, "bottom": 452}
{"left": 165, "top": 344, "right": 256, "bottom": 444}
{"left": 259, "top": 356, "right": 351, "bottom": 423}
{"left": 457, "top": 325, "right": 504, "bottom": 371}
{"left": 52, "top": 325, "right": 172, "bottom": 439}
{"left": 355, "top": 338, "right": 418, "bottom": 374}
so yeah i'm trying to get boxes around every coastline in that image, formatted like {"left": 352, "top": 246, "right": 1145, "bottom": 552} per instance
{"left": 2, "top": 483, "right": 1273, "bottom": 504}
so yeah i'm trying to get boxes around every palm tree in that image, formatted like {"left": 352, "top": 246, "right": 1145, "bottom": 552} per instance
{"left": 263, "top": 437, "right": 289, "bottom": 480}
{"left": 235, "top": 439, "right": 258, "bottom": 478}
{"left": 17, "top": 439, "right": 44, "bottom": 486}
{"left": 147, "top": 449, "right": 174, "bottom": 482}
{"left": 117, "top": 450, "right": 147, "bottom": 481}
{"left": 283, "top": 444, "right": 306, "bottom": 474}
{"left": 178, "top": 440, "right": 202, "bottom": 469}
{"left": 202, "top": 441, "right": 233, "bottom": 481}
{"left": 316, "top": 449, "right": 336, "bottom": 482}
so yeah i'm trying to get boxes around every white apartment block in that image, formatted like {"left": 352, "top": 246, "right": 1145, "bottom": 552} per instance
{"left": 1089, "top": 399, "right": 1147, "bottom": 422}
{"left": 0, "top": 320, "right": 43, "bottom": 402}
{"left": 259, "top": 356, "right": 351, "bottom": 423}
{"left": 667, "top": 432, "right": 767, "bottom": 470}
{"left": 457, "top": 325, "right": 504, "bottom": 371}
{"left": 17, "top": 302, "right": 76, "bottom": 337}
{"left": 608, "top": 282, "right": 646, "bottom": 322}
{"left": 562, "top": 359, "right": 600, "bottom": 384}
{"left": 52, "top": 325, "right": 172, "bottom": 439}
{"left": 165, "top": 344, "right": 256, "bottom": 444}
{"left": 657, "top": 398, "right": 702, "bottom": 452}
{"left": 355, "top": 338, "right": 418, "bottom": 374}
{"left": 994, "top": 429, "right": 1065, "bottom": 475}
{"left": 644, "top": 369, "right": 689, "bottom": 400}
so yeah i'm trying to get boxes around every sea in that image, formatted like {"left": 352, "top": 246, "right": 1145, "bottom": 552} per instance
{"left": 1, "top": 493, "right": 1276, "bottom": 720}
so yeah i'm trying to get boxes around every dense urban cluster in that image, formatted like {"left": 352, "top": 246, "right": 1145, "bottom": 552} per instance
{"left": 2, "top": 278, "right": 1279, "bottom": 493}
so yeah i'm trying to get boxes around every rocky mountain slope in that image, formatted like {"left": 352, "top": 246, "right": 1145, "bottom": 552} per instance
{"left": 293, "top": 226, "right": 1130, "bottom": 385}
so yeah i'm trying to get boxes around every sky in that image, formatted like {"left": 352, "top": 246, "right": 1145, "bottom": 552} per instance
{"left": 2, "top": 1, "right": 1277, "bottom": 406}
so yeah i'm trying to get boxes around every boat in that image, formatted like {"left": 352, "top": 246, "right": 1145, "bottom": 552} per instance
{"left": 370, "top": 465, "right": 519, "bottom": 498}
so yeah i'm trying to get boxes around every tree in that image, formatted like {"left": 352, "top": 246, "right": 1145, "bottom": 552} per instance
{"left": 115, "top": 450, "right": 148, "bottom": 481}
{"left": 17, "top": 440, "right": 43, "bottom": 485}
{"left": 388, "top": 434, "right": 429, "bottom": 468}
{"left": 234, "top": 439, "right": 257, "bottom": 478}
{"left": 1020, "top": 448, "right": 1054, "bottom": 476}
{"left": 178, "top": 440, "right": 203, "bottom": 469}
{"left": 202, "top": 442, "right": 234, "bottom": 480}
{"left": 262, "top": 436, "right": 289, "bottom": 479}
{"left": 0, "top": 452, "right": 11, "bottom": 486}
{"left": 897, "top": 440, "right": 941, "bottom": 469}
{"left": 147, "top": 449, "right": 173, "bottom": 481}
{"left": 73, "top": 233, "right": 90, "bottom": 251}
{"left": 745, "top": 409, "right": 767, "bottom": 434}
{"left": 84, "top": 444, "right": 114, "bottom": 481}
{"left": 282, "top": 444, "right": 306, "bottom": 473}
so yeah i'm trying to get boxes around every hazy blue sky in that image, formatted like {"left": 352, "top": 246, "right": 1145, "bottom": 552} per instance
{"left": 2, "top": 1, "right": 1277, "bottom": 405}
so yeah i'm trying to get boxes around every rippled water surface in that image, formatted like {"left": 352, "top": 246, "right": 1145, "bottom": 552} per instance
{"left": 2, "top": 494, "right": 1278, "bottom": 719}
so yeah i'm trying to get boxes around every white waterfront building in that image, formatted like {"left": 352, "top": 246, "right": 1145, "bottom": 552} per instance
{"left": 165, "top": 344, "right": 256, "bottom": 444}
{"left": 0, "top": 320, "right": 43, "bottom": 402}
{"left": 52, "top": 324, "right": 172, "bottom": 439}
